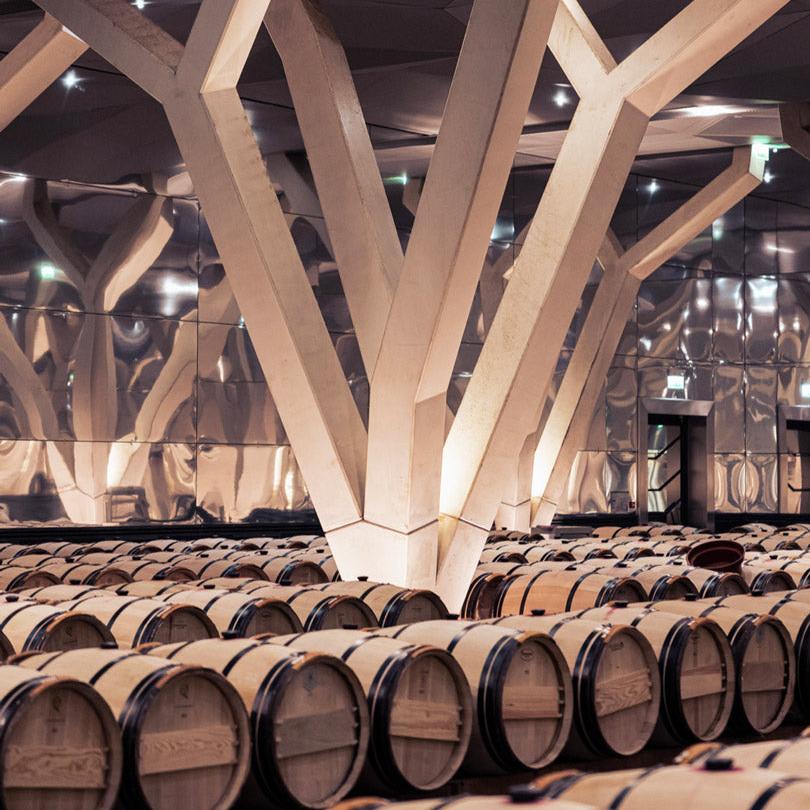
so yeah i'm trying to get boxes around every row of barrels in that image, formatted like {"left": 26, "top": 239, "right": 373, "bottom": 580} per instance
{"left": 339, "top": 726, "right": 810, "bottom": 809}
{"left": 0, "top": 543, "right": 339, "bottom": 591}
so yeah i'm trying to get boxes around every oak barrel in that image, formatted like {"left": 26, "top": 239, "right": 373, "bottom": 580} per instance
{"left": 376, "top": 620, "right": 572, "bottom": 772}
{"left": 651, "top": 598, "right": 795, "bottom": 733}
{"left": 494, "top": 569, "right": 647, "bottom": 616}
{"left": 14, "top": 647, "right": 250, "bottom": 810}
{"left": 313, "top": 581, "right": 449, "bottom": 626}
{"left": 576, "top": 605, "right": 734, "bottom": 743}
{"left": 0, "top": 664, "right": 122, "bottom": 809}
{"left": 161, "top": 588, "right": 303, "bottom": 636}
{"left": 57, "top": 595, "right": 218, "bottom": 648}
{"left": 268, "top": 629, "right": 473, "bottom": 791}
{"left": 151, "top": 638, "right": 369, "bottom": 807}
{"left": 0, "top": 565, "right": 59, "bottom": 591}
{"left": 0, "top": 598, "right": 113, "bottom": 652}
{"left": 681, "top": 735, "right": 810, "bottom": 775}
{"left": 38, "top": 560, "right": 133, "bottom": 587}
{"left": 491, "top": 616, "right": 660, "bottom": 757}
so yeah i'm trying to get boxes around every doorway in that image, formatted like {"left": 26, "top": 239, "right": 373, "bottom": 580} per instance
{"left": 638, "top": 398, "right": 714, "bottom": 529}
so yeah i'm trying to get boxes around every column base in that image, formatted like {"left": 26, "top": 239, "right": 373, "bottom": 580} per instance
{"left": 494, "top": 500, "right": 531, "bottom": 532}
{"left": 326, "top": 520, "right": 438, "bottom": 591}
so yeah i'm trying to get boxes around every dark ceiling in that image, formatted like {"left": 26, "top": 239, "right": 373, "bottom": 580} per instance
{"left": 0, "top": 0, "right": 808, "bottom": 204}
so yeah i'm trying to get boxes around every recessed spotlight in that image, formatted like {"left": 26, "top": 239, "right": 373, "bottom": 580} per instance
{"left": 39, "top": 263, "right": 57, "bottom": 280}
{"left": 553, "top": 89, "right": 570, "bottom": 108}
{"left": 764, "top": 169, "right": 774, "bottom": 184}
{"left": 133, "top": 0, "right": 146, "bottom": 8}
{"left": 62, "top": 70, "right": 79, "bottom": 89}
{"left": 647, "top": 179, "right": 659, "bottom": 194}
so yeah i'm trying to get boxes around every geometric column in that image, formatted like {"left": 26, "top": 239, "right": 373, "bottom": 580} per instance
{"left": 440, "top": 0, "right": 789, "bottom": 609}
{"left": 532, "top": 145, "right": 767, "bottom": 525}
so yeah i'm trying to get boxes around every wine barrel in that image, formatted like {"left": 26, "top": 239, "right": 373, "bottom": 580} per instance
{"left": 285, "top": 549, "right": 341, "bottom": 581}
{"left": 479, "top": 547, "right": 528, "bottom": 564}
{"left": 462, "top": 573, "right": 509, "bottom": 620}
{"left": 718, "top": 592, "right": 810, "bottom": 717}
{"left": 99, "top": 559, "right": 190, "bottom": 582}
{"left": 535, "top": 761, "right": 810, "bottom": 809}
{"left": 681, "top": 735, "right": 810, "bottom": 775}
{"left": 0, "top": 544, "right": 42, "bottom": 560}
{"left": 252, "top": 555, "right": 329, "bottom": 585}
{"left": 335, "top": 796, "right": 593, "bottom": 809}
{"left": 38, "top": 560, "right": 133, "bottom": 587}
{"left": 625, "top": 570, "right": 697, "bottom": 601}
{"left": 229, "top": 584, "right": 379, "bottom": 631}
{"left": 268, "top": 629, "right": 473, "bottom": 792}
{"left": 161, "top": 588, "right": 303, "bottom": 636}
{"left": 741, "top": 567, "right": 797, "bottom": 595}
{"left": 575, "top": 605, "right": 734, "bottom": 743}
{"left": 312, "top": 581, "right": 449, "bottom": 626}
{"left": 150, "top": 638, "right": 369, "bottom": 807}
{"left": 494, "top": 569, "right": 647, "bottom": 616}
{"left": 643, "top": 564, "right": 749, "bottom": 598}
{"left": 58, "top": 595, "right": 218, "bottom": 648}
{"left": 6, "top": 553, "right": 58, "bottom": 568}
{"left": 0, "top": 664, "right": 122, "bottom": 809}
{"left": 0, "top": 598, "right": 113, "bottom": 652}
{"left": 14, "top": 647, "right": 250, "bottom": 810}
{"left": 490, "top": 616, "right": 660, "bottom": 757}
{"left": 165, "top": 556, "right": 267, "bottom": 582}
{"left": 112, "top": 579, "right": 195, "bottom": 598}
{"left": 0, "top": 565, "right": 59, "bottom": 591}
{"left": 651, "top": 599, "right": 795, "bottom": 734}
{"left": 29, "top": 541, "right": 82, "bottom": 557}
{"left": 376, "top": 620, "right": 573, "bottom": 772}
{"left": 18, "top": 584, "right": 109, "bottom": 604}
{"left": 81, "top": 540, "right": 140, "bottom": 555}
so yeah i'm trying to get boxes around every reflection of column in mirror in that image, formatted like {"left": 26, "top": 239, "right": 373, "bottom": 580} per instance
{"left": 21, "top": 177, "right": 174, "bottom": 521}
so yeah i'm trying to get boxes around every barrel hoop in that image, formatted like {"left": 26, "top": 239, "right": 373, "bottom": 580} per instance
{"left": 759, "top": 741, "right": 791, "bottom": 769}
{"left": 24, "top": 613, "right": 63, "bottom": 651}
{"left": 750, "top": 777, "right": 802, "bottom": 810}
{"left": 131, "top": 605, "right": 170, "bottom": 647}
{"left": 117, "top": 666, "right": 179, "bottom": 808}
{"left": 654, "top": 619, "right": 693, "bottom": 741}
{"left": 563, "top": 627, "right": 606, "bottom": 755}
{"left": 203, "top": 594, "right": 222, "bottom": 613}
{"left": 518, "top": 570, "right": 551, "bottom": 615}
{"left": 274, "top": 562, "right": 295, "bottom": 585}
{"left": 564, "top": 571, "right": 596, "bottom": 612}
{"left": 228, "top": 602, "right": 257, "bottom": 637}
{"left": 446, "top": 622, "right": 479, "bottom": 654}
{"left": 303, "top": 597, "right": 341, "bottom": 632}
{"left": 379, "top": 592, "right": 409, "bottom": 627}
{"left": 366, "top": 647, "right": 418, "bottom": 790}
{"left": 609, "top": 766, "right": 663, "bottom": 809}
{"left": 540, "top": 772, "right": 587, "bottom": 799}
{"left": 792, "top": 614, "right": 810, "bottom": 713}
{"left": 340, "top": 633, "right": 375, "bottom": 662}
{"left": 477, "top": 634, "right": 522, "bottom": 770}
{"left": 105, "top": 597, "right": 148, "bottom": 628}
{"left": 0, "top": 603, "right": 35, "bottom": 631}
{"left": 647, "top": 576, "right": 668, "bottom": 601}
{"left": 88, "top": 652, "right": 143, "bottom": 686}
{"left": 250, "top": 656, "right": 305, "bottom": 803}
{"left": 699, "top": 573, "right": 720, "bottom": 598}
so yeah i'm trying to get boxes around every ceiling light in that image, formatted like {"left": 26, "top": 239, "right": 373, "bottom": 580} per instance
{"left": 712, "top": 219, "right": 724, "bottom": 240}
{"left": 681, "top": 104, "right": 742, "bottom": 118}
{"left": 133, "top": 0, "right": 146, "bottom": 8}
{"left": 764, "top": 169, "right": 774, "bottom": 184}
{"left": 553, "top": 90, "right": 570, "bottom": 108}
{"left": 647, "top": 179, "right": 659, "bottom": 194}
{"left": 39, "top": 263, "right": 57, "bottom": 280}
{"left": 62, "top": 70, "right": 79, "bottom": 89}
{"left": 667, "top": 374, "right": 685, "bottom": 391}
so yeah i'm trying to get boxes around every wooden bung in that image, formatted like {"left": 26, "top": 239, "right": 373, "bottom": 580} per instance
{"left": 267, "top": 628, "right": 473, "bottom": 792}
{"left": 575, "top": 605, "right": 734, "bottom": 744}
{"left": 13, "top": 647, "right": 250, "bottom": 810}
{"left": 490, "top": 615, "right": 660, "bottom": 758}
{"left": 376, "top": 620, "right": 573, "bottom": 772}
{"left": 0, "top": 663, "right": 122, "bottom": 809}
{"left": 150, "top": 637, "right": 369, "bottom": 808}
